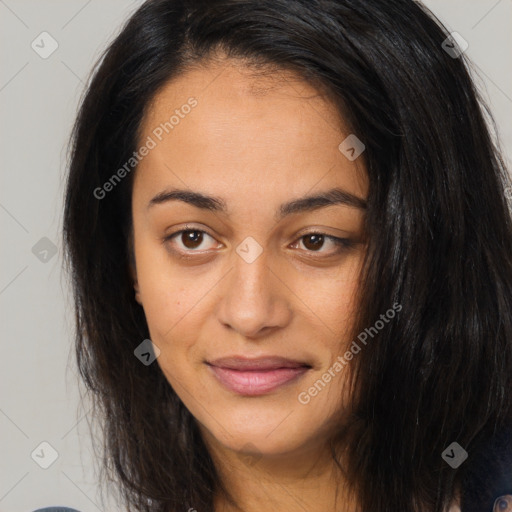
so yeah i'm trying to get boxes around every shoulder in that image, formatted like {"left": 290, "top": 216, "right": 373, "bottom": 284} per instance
{"left": 32, "top": 508, "right": 82, "bottom": 512}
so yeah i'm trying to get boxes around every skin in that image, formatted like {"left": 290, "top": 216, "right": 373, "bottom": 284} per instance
{"left": 130, "top": 56, "right": 370, "bottom": 511}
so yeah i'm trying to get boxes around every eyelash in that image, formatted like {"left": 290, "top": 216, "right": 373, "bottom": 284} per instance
{"left": 162, "top": 228, "right": 355, "bottom": 258}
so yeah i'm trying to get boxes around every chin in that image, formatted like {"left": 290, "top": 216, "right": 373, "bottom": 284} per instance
{"left": 200, "top": 407, "right": 320, "bottom": 456}
{"left": 224, "top": 432, "right": 305, "bottom": 457}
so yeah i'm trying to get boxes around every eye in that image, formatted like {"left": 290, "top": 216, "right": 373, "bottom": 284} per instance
{"left": 163, "top": 228, "right": 356, "bottom": 258}
{"left": 291, "top": 232, "right": 355, "bottom": 256}
{"left": 164, "top": 228, "right": 219, "bottom": 254}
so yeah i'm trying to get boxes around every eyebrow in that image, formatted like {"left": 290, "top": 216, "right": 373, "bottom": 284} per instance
{"left": 147, "top": 187, "right": 367, "bottom": 220}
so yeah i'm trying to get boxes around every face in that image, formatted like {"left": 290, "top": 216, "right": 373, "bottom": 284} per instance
{"left": 130, "top": 57, "right": 368, "bottom": 458}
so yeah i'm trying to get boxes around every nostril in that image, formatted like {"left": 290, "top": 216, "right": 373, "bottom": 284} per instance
{"left": 494, "top": 495, "right": 512, "bottom": 512}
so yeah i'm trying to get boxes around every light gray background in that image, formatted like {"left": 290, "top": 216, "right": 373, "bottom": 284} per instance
{"left": 1, "top": 1, "right": 511, "bottom": 511}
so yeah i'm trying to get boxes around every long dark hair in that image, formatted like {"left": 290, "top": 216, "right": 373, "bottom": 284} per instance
{"left": 62, "top": 1, "right": 512, "bottom": 511}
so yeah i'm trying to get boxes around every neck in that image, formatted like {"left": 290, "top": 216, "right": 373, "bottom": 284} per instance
{"left": 199, "top": 428, "right": 358, "bottom": 512}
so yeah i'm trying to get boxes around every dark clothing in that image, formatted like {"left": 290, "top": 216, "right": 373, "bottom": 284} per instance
{"left": 461, "top": 426, "right": 512, "bottom": 512}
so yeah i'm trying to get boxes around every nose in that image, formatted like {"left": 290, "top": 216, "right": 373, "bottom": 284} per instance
{"left": 215, "top": 247, "right": 292, "bottom": 338}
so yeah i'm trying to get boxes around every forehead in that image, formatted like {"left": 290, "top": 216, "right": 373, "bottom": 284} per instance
{"left": 134, "top": 58, "right": 368, "bottom": 210}
{"left": 146, "top": 57, "right": 335, "bottom": 115}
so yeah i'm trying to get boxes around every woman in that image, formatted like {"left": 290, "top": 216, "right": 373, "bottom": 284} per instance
{"left": 62, "top": 0, "right": 512, "bottom": 511}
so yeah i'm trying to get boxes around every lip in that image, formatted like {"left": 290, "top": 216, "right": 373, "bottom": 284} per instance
{"left": 206, "top": 356, "right": 312, "bottom": 396}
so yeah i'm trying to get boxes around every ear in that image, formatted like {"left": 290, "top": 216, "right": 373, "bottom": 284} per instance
{"left": 128, "top": 234, "right": 142, "bottom": 305}
{"left": 130, "top": 261, "right": 142, "bottom": 305}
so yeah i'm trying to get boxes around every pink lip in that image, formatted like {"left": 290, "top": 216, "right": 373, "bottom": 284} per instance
{"left": 206, "top": 356, "right": 311, "bottom": 396}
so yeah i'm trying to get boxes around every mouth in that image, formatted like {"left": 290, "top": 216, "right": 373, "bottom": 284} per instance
{"left": 205, "top": 356, "right": 312, "bottom": 396}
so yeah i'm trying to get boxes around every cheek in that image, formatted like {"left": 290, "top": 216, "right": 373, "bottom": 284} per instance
{"left": 298, "top": 257, "right": 362, "bottom": 338}
{"left": 134, "top": 239, "right": 223, "bottom": 374}
{"left": 293, "top": 257, "right": 362, "bottom": 409}
{"left": 134, "top": 240, "right": 195, "bottom": 339}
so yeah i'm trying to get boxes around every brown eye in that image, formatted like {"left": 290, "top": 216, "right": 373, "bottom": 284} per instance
{"left": 302, "top": 233, "right": 325, "bottom": 251}
{"left": 164, "top": 229, "right": 218, "bottom": 254}
{"left": 294, "top": 232, "right": 354, "bottom": 256}
{"left": 181, "top": 230, "right": 203, "bottom": 249}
